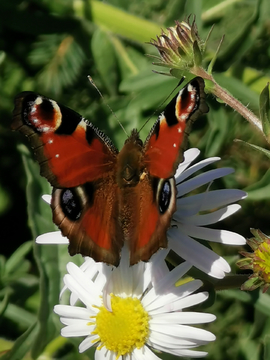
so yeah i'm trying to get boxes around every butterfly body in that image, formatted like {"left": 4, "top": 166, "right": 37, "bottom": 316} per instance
{"left": 12, "top": 77, "right": 208, "bottom": 266}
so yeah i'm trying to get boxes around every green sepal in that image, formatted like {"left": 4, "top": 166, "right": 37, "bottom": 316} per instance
{"left": 241, "top": 277, "right": 264, "bottom": 292}
{"left": 193, "top": 40, "right": 202, "bottom": 67}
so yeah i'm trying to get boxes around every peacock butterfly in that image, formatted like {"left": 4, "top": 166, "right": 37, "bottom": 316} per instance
{"left": 12, "top": 77, "right": 208, "bottom": 266}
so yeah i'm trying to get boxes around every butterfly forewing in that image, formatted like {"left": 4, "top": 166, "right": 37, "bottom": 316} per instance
{"left": 12, "top": 92, "right": 118, "bottom": 188}
{"left": 143, "top": 77, "right": 208, "bottom": 179}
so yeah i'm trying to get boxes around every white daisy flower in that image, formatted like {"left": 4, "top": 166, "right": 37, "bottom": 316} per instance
{"left": 54, "top": 250, "right": 216, "bottom": 359}
{"left": 36, "top": 148, "right": 246, "bottom": 279}
{"left": 169, "top": 148, "right": 246, "bottom": 279}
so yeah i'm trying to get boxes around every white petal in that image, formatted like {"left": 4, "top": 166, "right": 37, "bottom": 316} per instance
{"left": 177, "top": 189, "right": 246, "bottom": 214}
{"left": 95, "top": 346, "right": 117, "bottom": 359}
{"left": 150, "top": 312, "right": 215, "bottom": 325}
{"left": 142, "top": 262, "right": 192, "bottom": 308}
{"left": 175, "top": 148, "right": 201, "bottom": 179}
{"left": 36, "top": 231, "right": 69, "bottom": 244}
{"left": 145, "top": 280, "right": 203, "bottom": 313}
{"left": 132, "top": 262, "right": 151, "bottom": 297}
{"left": 152, "top": 342, "right": 208, "bottom": 358}
{"left": 180, "top": 224, "right": 246, "bottom": 245}
{"left": 167, "top": 292, "right": 209, "bottom": 311}
{"left": 168, "top": 227, "right": 230, "bottom": 278}
{"left": 59, "top": 317, "right": 94, "bottom": 328}
{"left": 64, "top": 274, "right": 101, "bottom": 308}
{"left": 176, "top": 155, "right": 220, "bottom": 183}
{"left": 79, "top": 334, "right": 99, "bottom": 353}
{"left": 61, "top": 322, "right": 92, "bottom": 336}
{"left": 178, "top": 204, "right": 242, "bottom": 225}
{"left": 150, "top": 249, "right": 170, "bottom": 288}
{"left": 176, "top": 168, "right": 234, "bottom": 197}
{"left": 42, "top": 194, "right": 52, "bottom": 204}
{"left": 149, "top": 330, "right": 206, "bottom": 347}
{"left": 150, "top": 323, "right": 215, "bottom": 342}
{"left": 67, "top": 262, "right": 103, "bottom": 299}
{"left": 54, "top": 304, "right": 92, "bottom": 319}
{"left": 133, "top": 346, "right": 161, "bottom": 360}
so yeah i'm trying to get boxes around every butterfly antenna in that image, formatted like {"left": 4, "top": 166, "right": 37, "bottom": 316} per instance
{"left": 88, "top": 75, "right": 128, "bottom": 136}
{"left": 138, "top": 77, "right": 186, "bottom": 133}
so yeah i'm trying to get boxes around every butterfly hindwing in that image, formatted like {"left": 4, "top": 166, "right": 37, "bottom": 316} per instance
{"left": 128, "top": 176, "right": 176, "bottom": 265}
{"left": 51, "top": 179, "right": 123, "bottom": 266}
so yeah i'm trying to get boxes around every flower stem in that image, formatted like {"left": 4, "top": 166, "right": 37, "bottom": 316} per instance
{"left": 193, "top": 67, "right": 267, "bottom": 141}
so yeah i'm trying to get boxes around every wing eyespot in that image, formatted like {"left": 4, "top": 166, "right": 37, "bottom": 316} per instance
{"left": 60, "top": 188, "right": 83, "bottom": 221}
{"left": 156, "top": 177, "right": 176, "bottom": 215}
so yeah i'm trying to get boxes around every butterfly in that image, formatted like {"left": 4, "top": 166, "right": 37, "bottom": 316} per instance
{"left": 12, "top": 77, "right": 208, "bottom": 266}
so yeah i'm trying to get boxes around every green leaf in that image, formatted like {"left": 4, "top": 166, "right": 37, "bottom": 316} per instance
{"left": 263, "top": 335, "right": 270, "bottom": 360}
{"left": 4, "top": 303, "right": 36, "bottom": 329}
{"left": 260, "top": 83, "right": 270, "bottom": 139}
{"left": 91, "top": 28, "right": 118, "bottom": 96}
{"left": 29, "top": 34, "right": 86, "bottom": 95}
{"left": 235, "top": 139, "right": 270, "bottom": 159}
{"left": 203, "top": 102, "right": 230, "bottom": 157}
{"left": 5, "top": 242, "right": 32, "bottom": 275}
{"left": 89, "top": 0, "right": 161, "bottom": 43}
{"left": 221, "top": 289, "right": 270, "bottom": 317}
{"left": 1, "top": 322, "right": 38, "bottom": 360}
{"left": 244, "top": 168, "right": 270, "bottom": 200}
{"left": 20, "top": 148, "right": 60, "bottom": 358}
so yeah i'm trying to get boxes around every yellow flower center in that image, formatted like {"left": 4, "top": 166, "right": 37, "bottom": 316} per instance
{"left": 92, "top": 295, "right": 150, "bottom": 358}
{"left": 254, "top": 241, "right": 270, "bottom": 282}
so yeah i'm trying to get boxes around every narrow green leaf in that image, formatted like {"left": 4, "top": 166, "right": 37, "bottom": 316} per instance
{"left": 4, "top": 303, "right": 36, "bottom": 328}
{"left": 20, "top": 149, "right": 60, "bottom": 358}
{"left": 207, "top": 35, "right": 224, "bottom": 74}
{"left": 1, "top": 322, "right": 38, "bottom": 360}
{"left": 91, "top": 28, "right": 118, "bottom": 96}
{"left": 30, "top": 34, "right": 86, "bottom": 95}
{"left": 263, "top": 335, "right": 270, "bottom": 360}
{"left": 244, "top": 168, "right": 270, "bottom": 200}
{"left": 221, "top": 289, "right": 270, "bottom": 317}
{"left": 5, "top": 241, "right": 32, "bottom": 275}
{"left": 89, "top": 0, "right": 161, "bottom": 42}
{"left": 0, "top": 292, "right": 9, "bottom": 318}
{"left": 235, "top": 139, "right": 270, "bottom": 160}
{"left": 260, "top": 83, "right": 270, "bottom": 139}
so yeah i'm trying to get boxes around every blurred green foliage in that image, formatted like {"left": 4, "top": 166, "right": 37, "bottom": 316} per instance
{"left": 1, "top": 0, "right": 270, "bottom": 359}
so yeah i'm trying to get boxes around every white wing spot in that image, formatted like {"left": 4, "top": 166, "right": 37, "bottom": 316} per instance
{"left": 180, "top": 114, "right": 187, "bottom": 121}
{"left": 35, "top": 97, "right": 43, "bottom": 105}
{"left": 173, "top": 143, "right": 177, "bottom": 148}
{"left": 55, "top": 154, "right": 59, "bottom": 158}
{"left": 78, "top": 120, "right": 87, "bottom": 130}
{"left": 48, "top": 139, "right": 53, "bottom": 144}
{"left": 178, "top": 128, "right": 182, "bottom": 133}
